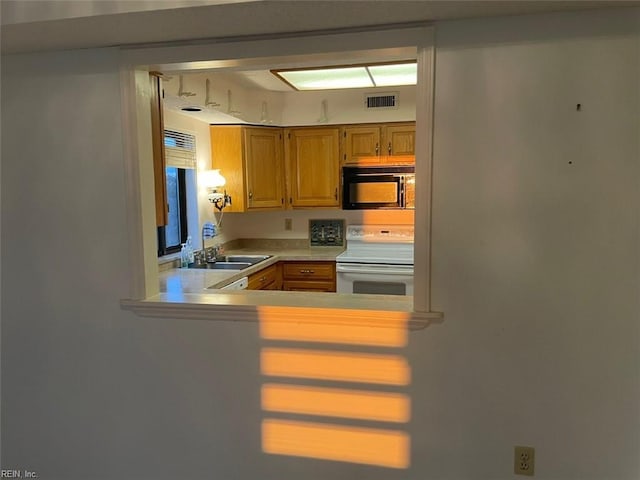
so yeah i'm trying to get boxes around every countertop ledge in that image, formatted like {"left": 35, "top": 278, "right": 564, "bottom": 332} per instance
{"left": 129, "top": 246, "right": 445, "bottom": 330}
{"left": 121, "top": 291, "right": 444, "bottom": 330}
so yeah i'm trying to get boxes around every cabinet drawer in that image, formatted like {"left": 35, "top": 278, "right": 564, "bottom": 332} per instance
{"left": 282, "top": 261, "right": 335, "bottom": 281}
{"left": 283, "top": 280, "right": 335, "bottom": 292}
{"left": 248, "top": 263, "right": 280, "bottom": 290}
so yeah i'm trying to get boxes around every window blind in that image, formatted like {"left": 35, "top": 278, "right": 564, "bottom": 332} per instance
{"left": 164, "top": 129, "right": 197, "bottom": 169}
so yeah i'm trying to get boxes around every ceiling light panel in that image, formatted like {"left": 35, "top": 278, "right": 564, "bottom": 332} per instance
{"left": 276, "top": 67, "right": 374, "bottom": 90}
{"left": 367, "top": 63, "right": 417, "bottom": 87}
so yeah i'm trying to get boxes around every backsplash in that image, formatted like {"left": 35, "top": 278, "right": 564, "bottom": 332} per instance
{"left": 217, "top": 209, "right": 414, "bottom": 241}
{"left": 222, "top": 238, "right": 310, "bottom": 250}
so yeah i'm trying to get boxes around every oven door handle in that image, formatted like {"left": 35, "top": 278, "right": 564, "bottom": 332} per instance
{"left": 336, "top": 264, "right": 413, "bottom": 275}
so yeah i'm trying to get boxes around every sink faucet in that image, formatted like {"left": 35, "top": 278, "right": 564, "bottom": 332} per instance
{"left": 202, "top": 222, "right": 217, "bottom": 255}
{"left": 193, "top": 250, "right": 206, "bottom": 266}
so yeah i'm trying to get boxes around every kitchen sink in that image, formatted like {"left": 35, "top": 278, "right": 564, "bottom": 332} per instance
{"left": 219, "top": 255, "right": 271, "bottom": 265}
{"left": 186, "top": 254, "right": 271, "bottom": 271}
{"left": 210, "top": 262, "right": 253, "bottom": 270}
{"left": 188, "top": 262, "right": 252, "bottom": 270}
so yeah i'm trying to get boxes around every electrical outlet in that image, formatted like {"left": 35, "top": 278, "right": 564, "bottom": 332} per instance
{"left": 284, "top": 218, "right": 292, "bottom": 231}
{"left": 514, "top": 446, "right": 535, "bottom": 476}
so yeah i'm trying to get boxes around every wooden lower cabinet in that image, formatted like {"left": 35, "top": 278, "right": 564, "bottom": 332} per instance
{"left": 247, "top": 263, "right": 282, "bottom": 290}
{"left": 281, "top": 261, "right": 336, "bottom": 292}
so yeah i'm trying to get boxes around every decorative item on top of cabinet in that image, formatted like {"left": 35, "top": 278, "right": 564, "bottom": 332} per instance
{"left": 247, "top": 263, "right": 282, "bottom": 290}
{"left": 341, "top": 122, "right": 415, "bottom": 166}
{"left": 284, "top": 127, "right": 341, "bottom": 209}
{"left": 210, "top": 125, "right": 285, "bottom": 212}
{"left": 282, "top": 261, "right": 336, "bottom": 292}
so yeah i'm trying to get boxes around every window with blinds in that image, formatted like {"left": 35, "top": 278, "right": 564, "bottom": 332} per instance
{"left": 164, "top": 129, "right": 197, "bottom": 169}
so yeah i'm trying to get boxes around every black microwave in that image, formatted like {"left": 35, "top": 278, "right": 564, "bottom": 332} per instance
{"left": 342, "top": 165, "right": 415, "bottom": 210}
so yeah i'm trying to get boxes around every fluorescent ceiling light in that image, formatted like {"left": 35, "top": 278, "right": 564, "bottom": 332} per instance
{"left": 272, "top": 62, "right": 416, "bottom": 91}
{"left": 368, "top": 63, "right": 417, "bottom": 87}
{"left": 276, "top": 67, "right": 373, "bottom": 90}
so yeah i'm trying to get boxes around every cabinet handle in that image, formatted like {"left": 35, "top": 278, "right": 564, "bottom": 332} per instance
{"left": 299, "top": 269, "right": 315, "bottom": 274}
{"left": 281, "top": 197, "right": 284, "bottom": 204}
{"left": 249, "top": 191, "right": 253, "bottom": 201}
{"left": 334, "top": 187, "right": 338, "bottom": 200}
{"left": 388, "top": 142, "right": 392, "bottom": 154}
{"left": 289, "top": 197, "right": 292, "bottom": 204}
{"left": 375, "top": 143, "right": 379, "bottom": 155}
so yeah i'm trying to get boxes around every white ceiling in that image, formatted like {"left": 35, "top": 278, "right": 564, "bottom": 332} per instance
{"left": 2, "top": 1, "right": 637, "bottom": 55}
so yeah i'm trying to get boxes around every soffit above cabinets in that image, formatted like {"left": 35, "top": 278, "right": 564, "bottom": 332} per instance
{"left": 162, "top": 47, "right": 419, "bottom": 92}
{"left": 161, "top": 47, "right": 419, "bottom": 124}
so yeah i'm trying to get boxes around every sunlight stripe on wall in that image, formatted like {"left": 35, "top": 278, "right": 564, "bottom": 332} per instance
{"left": 259, "top": 307, "right": 408, "bottom": 347}
{"left": 261, "top": 348, "right": 410, "bottom": 385}
{"left": 262, "top": 383, "right": 410, "bottom": 423}
{"left": 263, "top": 419, "right": 410, "bottom": 469}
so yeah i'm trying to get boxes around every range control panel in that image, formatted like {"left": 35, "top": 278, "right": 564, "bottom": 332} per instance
{"left": 309, "top": 219, "right": 345, "bottom": 247}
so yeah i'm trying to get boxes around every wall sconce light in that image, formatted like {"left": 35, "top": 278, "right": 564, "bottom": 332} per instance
{"left": 201, "top": 169, "right": 232, "bottom": 212}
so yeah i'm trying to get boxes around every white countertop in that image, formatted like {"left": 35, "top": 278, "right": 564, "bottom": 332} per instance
{"left": 159, "top": 247, "right": 345, "bottom": 294}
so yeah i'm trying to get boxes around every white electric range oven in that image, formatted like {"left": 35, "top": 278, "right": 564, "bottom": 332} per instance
{"left": 336, "top": 225, "right": 414, "bottom": 296}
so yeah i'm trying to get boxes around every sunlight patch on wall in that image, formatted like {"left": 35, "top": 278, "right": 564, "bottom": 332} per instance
{"left": 259, "top": 306, "right": 408, "bottom": 346}
{"left": 361, "top": 209, "right": 414, "bottom": 225}
{"left": 261, "top": 348, "right": 410, "bottom": 385}
{"left": 258, "top": 306, "right": 412, "bottom": 469}
{"left": 263, "top": 419, "right": 410, "bottom": 469}
{"left": 262, "top": 384, "right": 410, "bottom": 423}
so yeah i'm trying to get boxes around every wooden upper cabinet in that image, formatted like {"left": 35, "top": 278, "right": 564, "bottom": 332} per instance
{"left": 342, "top": 126, "right": 382, "bottom": 164}
{"left": 342, "top": 122, "right": 415, "bottom": 165}
{"left": 244, "top": 128, "right": 285, "bottom": 209}
{"left": 210, "top": 125, "right": 284, "bottom": 212}
{"left": 285, "top": 127, "right": 340, "bottom": 208}
{"left": 384, "top": 123, "right": 416, "bottom": 161}
{"left": 149, "top": 73, "right": 168, "bottom": 226}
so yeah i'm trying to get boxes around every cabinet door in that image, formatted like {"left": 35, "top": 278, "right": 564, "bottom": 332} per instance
{"left": 384, "top": 124, "right": 415, "bottom": 164}
{"left": 342, "top": 126, "right": 382, "bottom": 165}
{"left": 287, "top": 128, "right": 340, "bottom": 208}
{"left": 244, "top": 128, "right": 285, "bottom": 210}
{"left": 248, "top": 263, "right": 281, "bottom": 290}
{"left": 210, "top": 126, "right": 246, "bottom": 212}
{"left": 150, "top": 73, "right": 168, "bottom": 226}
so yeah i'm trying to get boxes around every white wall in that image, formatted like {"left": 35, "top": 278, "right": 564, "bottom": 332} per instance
{"left": 2, "top": 7, "right": 639, "bottom": 480}
{"left": 280, "top": 85, "right": 416, "bottom": 126}
{"left": 163, "top": 71, "right": 286, "bottom": 127}
{"left": 165, "top": 74, "right": 415, "bottom": 128}
{"left": 426, "top": 8, "right": 640, "bottom": 478}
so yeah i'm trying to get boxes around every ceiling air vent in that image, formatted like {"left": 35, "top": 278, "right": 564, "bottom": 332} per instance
{"left": 365, "top": 92, "right": 399, "bottom": 109}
